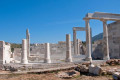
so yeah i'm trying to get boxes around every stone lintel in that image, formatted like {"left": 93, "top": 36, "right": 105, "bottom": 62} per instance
{"left": 83, "top": 12, "right": 120, "bottom": 21}
{"left": 73, "top": 27, "right": 86, "bottom": 31}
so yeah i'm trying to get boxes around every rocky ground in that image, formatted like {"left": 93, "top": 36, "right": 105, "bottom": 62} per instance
{"left": 2, "top": 59, "right": 120, "bottom": 80}
{"left": 0, "top": 73, "right": 112, "bottom": 80}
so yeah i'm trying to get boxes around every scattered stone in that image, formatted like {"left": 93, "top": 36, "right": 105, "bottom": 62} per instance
{"left": 116, "top": 69, "right": 120, "bottom": 72}
{"left": 118, "top": 60, "right": 120, "bottom": 65}
{"left": 106, "top": 59, "right": 120, "bottom": 65}
{"left": 57, "top": 70, "right": 80, "bottom": 79}
{"left": 75, "top": 65, "right": 89, "bottom": 73}
{"left": 112, "top": 72, "right": 120, "bottom": 80}
{"left": 82, "top": 62, "right": 90, "bottom": 67}
{"left": 107, "top": 69, "right": 115, "bottom": 75}
{"left": 100, "top": 63, "right": 107, "bottom": 67}
{"left": 101, "top": 70, "right": 107, "bottom": 75}
{"left": 89, "top": 65, "right": 102, "bottom": 76}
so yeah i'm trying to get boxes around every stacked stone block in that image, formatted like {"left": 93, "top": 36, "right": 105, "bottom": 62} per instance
{"left": 108, "top": 21, "right": 120, "bottom": 59}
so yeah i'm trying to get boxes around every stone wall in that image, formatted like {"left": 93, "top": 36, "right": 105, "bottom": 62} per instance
{"left": 13, "top": 41, "right": 86, "bottom": 62}
{"left": 30, "top": 41, "right": 74, "bottom": 55}
{"left": 92, "top": 21, "right": 120, "bottom": 59}
{"left": 13, "top": 48, "right": 21, "bottom": 63}
{"left": 92, "top": 40, "right": 103, "bottom": 60}
{"left": 108, "top": 21, "right": 120, "bottom": 59}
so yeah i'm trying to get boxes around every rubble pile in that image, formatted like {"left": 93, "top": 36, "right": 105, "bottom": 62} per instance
{"left": 57, "top": 70, "right": 80, "bottom": 79}
{"left": 106, "top": 59, "right": 120, "bottom": 66}
{"left": 75, "top": 65, "right": 89, "bottom": 73}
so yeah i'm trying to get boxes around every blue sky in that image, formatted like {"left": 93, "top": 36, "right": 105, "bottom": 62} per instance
{"left": 0, "top": 0, "right": 120, "bottom": 43}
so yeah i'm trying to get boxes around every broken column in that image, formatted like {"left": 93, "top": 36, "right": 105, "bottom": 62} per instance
{"left": 85, "top": 19, "right": 92, "bottom": 61}
{"left": 26, "top": 29, "right": 30, "bottom": 57}
{"left": 66, "top": 34, "right": 72, "bottom": 62}
{"left": 73, "top": 28, "right": 77, "bottom": 55}
{"left": 44, "top": 43, "right": 51, "bottom": 63}
{"left": 102, "top": 20, "right": 110, "bottom": 60}
{"left": 21, "top": 39, "right": 28, "bottom": 64}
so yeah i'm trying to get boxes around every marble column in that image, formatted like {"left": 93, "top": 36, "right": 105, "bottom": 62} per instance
{"left": 85, "top": 19, "right": 92, "bottom": 61}
{"left": 90, "top": 28, "right": 92, "bottom": 57}
{"left": 73, "top": 29, "right": 77, "bottom": 55}
{"left": 21, "top": 39, "right": 28, "bottom": 64}
{"left": 77, "top": 39, "right": 80, "bottom": 54}
{"left": 44, "top": 43, "right": 51, "bottom": 63}
{"left": 102, "top": 20, "right": 110, "bottom": 60}
{"left": 26, "top": 29, "right": 30, "bottom": 57}
{"left": 0, "top": 41, "right": 5, "bottom": 64}
{"left": 66, "top": 34, "right": 72, "bottom": 62}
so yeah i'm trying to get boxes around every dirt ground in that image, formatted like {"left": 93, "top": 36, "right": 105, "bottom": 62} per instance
{"left": 0, "top": 73, "right": 112, "bottom": 80}
{"left": 0, "top": 65, "right": 118, "bottom": 80}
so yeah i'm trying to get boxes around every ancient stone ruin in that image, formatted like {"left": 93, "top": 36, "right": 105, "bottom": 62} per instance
{"left": 0, "top": 12, "right": 120, "bottom": 79}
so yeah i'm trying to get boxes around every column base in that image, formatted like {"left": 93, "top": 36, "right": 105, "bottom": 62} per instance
{"left": 21, "top": 60, "right": 28, "bottom": 64}
{"left": 44, "top": 59, "right": 51, "bottom": 63}
{"left": 103, "top": 56, "right": 110, "bottom": 60}
{"left": 85, "top": 57, "right": 92, "bottom": 61}
{"left": 65, "top": 58, "right": 73, "bottom": 62}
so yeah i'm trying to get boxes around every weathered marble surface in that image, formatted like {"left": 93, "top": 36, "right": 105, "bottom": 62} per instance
{"left": 0, "top": 41, "right": 11, "bottom": 64}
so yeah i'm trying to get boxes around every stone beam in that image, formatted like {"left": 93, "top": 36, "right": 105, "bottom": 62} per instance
{"left": 73, "top": 27, "right": 86, "bottom": 31}
{"left": 83, "top": 12, "right": 120, "bottom": 21}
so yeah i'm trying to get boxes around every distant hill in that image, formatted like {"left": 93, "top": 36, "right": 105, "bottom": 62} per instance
{"left": 92, "top": 33, "right": 103, "bottom": 42}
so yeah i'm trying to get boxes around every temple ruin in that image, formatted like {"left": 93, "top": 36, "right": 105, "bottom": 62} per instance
{"left": 0, "top": 12, "right": 120, "bottom": 76}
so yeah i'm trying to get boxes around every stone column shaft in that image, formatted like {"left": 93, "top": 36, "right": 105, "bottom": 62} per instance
{"left": 26, "top": 29, "right": 30, "bottom": 57}
{"left": 21, "top": 39, "right": 28, "bottom": 64}
{"left": 66, "top": 34, "right": 72, "bottom": 62}
{"left": 85, "top": 20, "right": 92, "bottom": 61}
{"left": 77, "top": 39, "right": 80, "bottom": 54}
{"left": 102, "top": 20, "right": 110, "bottom": 60}
{"left": 0, "top": 41, "right": 5, "bottom": 64}
{"left": 90, "top": 28, "right": 92, "bottom": 56}
{"left": 73, "top": 29, "right": 77, "bottom": 55}
{"left": 44, "top": 43, "right": 51, "bottom": 63}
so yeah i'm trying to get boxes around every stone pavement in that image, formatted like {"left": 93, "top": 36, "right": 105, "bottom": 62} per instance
{"left": 2, "top": 54, "right": 106, "bottom": 74}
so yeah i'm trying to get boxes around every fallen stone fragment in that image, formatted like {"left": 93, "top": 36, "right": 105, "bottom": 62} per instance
{"left": 112, "top": 72, "right": 120, "bottom": 80}
{"left": 89, "top": 64, "right": 102, "bottom": 76}
{"left": 107, "top": 69, "right": 115, "bottom": 75}
{"left": 106, "top": 59, "right": 120, "bottom": 66}
{"left": 82, "top": 62, "right": 90, "bottom": 67}
{"left": 75, "top": 65, "right": 89, "bottom": 73}
{"left": 57, "top": 70, "right": 80, "bottom": 79}
{"left": 101, "top": 70, "right": 107, "bottom": 75}
{"left": 116, "top": 69, "right": 120, "bottom": 72}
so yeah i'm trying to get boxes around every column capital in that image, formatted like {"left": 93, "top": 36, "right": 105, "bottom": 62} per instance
{"left": 84, "top": 18, "right": 90, "bottom": 21}
{"left": 83, "top": 17, "right": 90, "bottom": 21}
{"left": 100, "top": 19, "right": 107, "bottom": 22}
{"left": 73, "top": 27, "right": 76, "bottom": 31}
